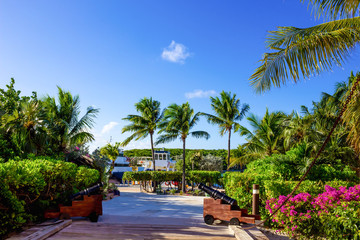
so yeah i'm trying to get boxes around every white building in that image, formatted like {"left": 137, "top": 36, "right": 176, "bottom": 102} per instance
{"left": 140, "top": 150, "right": 176, "bottom": 171}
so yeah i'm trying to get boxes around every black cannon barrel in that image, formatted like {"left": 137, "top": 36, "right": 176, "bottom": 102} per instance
{"left": 71, "top": 182, "right": 103, "bottom": 200}
{"left": 198, "top": 183, "right": 237, "bottom": 206}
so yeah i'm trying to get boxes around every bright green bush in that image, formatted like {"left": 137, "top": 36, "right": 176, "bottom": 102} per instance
{"left": 123, "top": 170, "right": 220, "bottom": 184}
{"left": 0, "top": 158, "right": 100, "bottom": 238}
{"left": 187, "top": 171, "right": 221, "bottom": 185}
{"left": 223, "top": 169, "right": 357, "bottom": 217}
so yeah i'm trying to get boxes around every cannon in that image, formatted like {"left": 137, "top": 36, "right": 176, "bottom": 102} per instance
{"left": 44, "top": 183, "right": 103, "bottom": 222}
{"left": 199, "top": 183, "right": 237, "bottom": 205}
{"left": 71, "top": 182, "right": 103, "bottom": 200}
{"left": 198, "top": 183, "right": 260, "bottom": 225}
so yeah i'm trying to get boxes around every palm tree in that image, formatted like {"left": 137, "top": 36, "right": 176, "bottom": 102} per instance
{"left": 121, "top": 97, "right": 163, "bottom": 171}
{"left": 156, "top": 102, "right": 210, "bottom": 192}
{"left": 239, "top": 109, "right": 286, "bottom": 159}
{"left": 250, "top": 1, "right": 360, "bottom": 93}
{"left": 2, "top": 100, "right": 47, "bottom": 155}
{"left": 44, "top": 87, "right": 99, "bottom": 154}
{"left": 100, "top": 142, "right": 121, "bottom": 174}
{"left": 249, "top": 1, "right": 360, "bottom": 150}
{"left": 201, "top": 91, "right": 249, "bottom": 168}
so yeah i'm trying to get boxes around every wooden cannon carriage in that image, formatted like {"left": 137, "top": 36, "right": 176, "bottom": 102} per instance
{"left": 44, "top": 183, "right": 103, "bottom": 222}
{"left": 199, "top": 183, "right": 260, "bottom": 225}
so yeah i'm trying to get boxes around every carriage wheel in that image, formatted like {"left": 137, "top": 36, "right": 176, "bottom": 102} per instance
{"left": 204, "top": 215, "right": 214, "bottom": 225}
{"left": 229, "top": 218, "right": 240, "bottom": 225}
{"left": 59, "top": 212, "right": 70, "bottom": 220}
{"left": 89, "top": 212, "right": 99, "bottom": 222}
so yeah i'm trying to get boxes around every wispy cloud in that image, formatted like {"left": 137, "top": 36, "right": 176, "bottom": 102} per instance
{"left": 185, "top": 90, "right": 217, "bottom": 99}
{"left": 161, "top": 40, "right": 191, "bottom": 64}
{"left": 101, "top": 121, "right": 119, "bottom": 134}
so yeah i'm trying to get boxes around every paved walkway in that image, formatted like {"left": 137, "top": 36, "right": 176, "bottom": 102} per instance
{"left": 47, "top": 185, "right": 235, "bottom": 240}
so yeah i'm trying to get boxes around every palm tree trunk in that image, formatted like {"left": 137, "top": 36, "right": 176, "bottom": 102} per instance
{"left": 182, "top": 138, "right": 186, "bottom": 192}
{"left": 150, "top": 133, "right": 157, "bottom": 193}
{"left": 150, "top": 133, "right": 156, "bottom": 171}
{"left": 228, "top": 129, "right": 231, "bottom": 168}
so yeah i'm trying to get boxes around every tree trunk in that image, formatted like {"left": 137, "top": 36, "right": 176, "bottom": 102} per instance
{"left": 150, "top": 133, "right": 156, "bottom": 171}
{"left": 182, "top": 138, "right": 186, "bottom": 192}
{"left": 228, "top": 128, "right": 231, "bottom": 168}
{"left": 150, "top": 133, "right": 157, "bottom": 193}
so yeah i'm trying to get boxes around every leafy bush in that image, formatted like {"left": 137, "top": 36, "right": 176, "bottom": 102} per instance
{"left": 0, "top": 158, "right": 100, "bottom": 238}
{"left": 266, "top": 185, "right": 360, "bottom": 239}
{"left": 123, "top": 170, "right": 220, "bottom": 185}
{"left": 187, "top": 171, "right": 221, "bottom": 185}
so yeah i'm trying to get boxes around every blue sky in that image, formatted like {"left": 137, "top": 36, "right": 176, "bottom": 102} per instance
{"left": 1, "top": 0, "right": 360, "bottom": 152}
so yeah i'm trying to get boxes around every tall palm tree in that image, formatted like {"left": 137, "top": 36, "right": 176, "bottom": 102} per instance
{"left": 156, "top": 102, "right": 210, "bottom": 192}
{"left": 239, "top": 109, "right": 286, "bottom": 159}
{"left": 121, "top": 97, "right": 163, "bottom": 171}
{"left": 249, "top": 0, "right": 360, "bottom": 150}
{"left": 100, "top": 142, "right": 121, "bottom": 174}
{"left": 250, "top": 1, "right": 360, "bottom": 93}
{"left": 201, "top": 91, "right": 249, "bottom": 168}
{"left": 2, "top": 100, "right": 46, "bottom": 155}
{"left": 44, "top": 87, "right": 99, "bottom": 154}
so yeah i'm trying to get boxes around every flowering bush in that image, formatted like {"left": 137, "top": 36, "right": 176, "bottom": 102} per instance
{"left": 266, "top": 185, "right": 360, "bottom": 239}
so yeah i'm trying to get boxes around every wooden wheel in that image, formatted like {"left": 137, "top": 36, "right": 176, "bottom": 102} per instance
{"left": 204, "top": 215, "right": 214, "bottom": 225}
{"left": 229, "top": 218, "right": 240, "bottom": 225}
{"left": 88, "top": 212, "right": 99, "bottom": 222}
{"left": 59, "top": 212, "right": 70, "bottom": 220}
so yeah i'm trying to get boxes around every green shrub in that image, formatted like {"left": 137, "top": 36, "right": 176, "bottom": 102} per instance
{"left": 187, "top": 171, "right": 221, "bottom": 185}
{"left": 123, "top": 170, "right": 221, "bottom": 185}
{"left": 0, "top": 158, "right": 100, "bottom": 238}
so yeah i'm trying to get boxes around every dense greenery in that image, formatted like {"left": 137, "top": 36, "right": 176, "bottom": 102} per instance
{"left": 156, "top": 102, "right": 210, "bottom": 192}
{"left": 123, "top": 170, "right": 221, "bottom": 186}
{"left": 223, "top": 147, "right": 358, "bottom": 217}
{"left": 122, "top": 97, "right": 164, "bottom": 171}
{"left": 201, "top": 91, "right": 249, "bottom": 168}
{"left": 0, "top": 158, "right": 99, "bottom": 237}
{"left": 0, "top": 79, "right": 98, "bottom": 161}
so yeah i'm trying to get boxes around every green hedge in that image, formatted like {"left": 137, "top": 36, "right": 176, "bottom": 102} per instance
{"left": 187, "top": 171, "right": 221, "bottom": 185}
{"left": 123, "top": 170, "right": 221, "bottom": 185}
{"left": 0, "top": 158, "right": 99, "bottom": 237}
{"left": 223, "top": 171, "right": 358, "bottom": 217}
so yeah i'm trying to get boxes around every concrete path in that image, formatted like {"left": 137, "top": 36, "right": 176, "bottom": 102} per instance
{"left": 47, "top": 186, "right": 236, "bottom": 240}
{"left": 100, "top": 186, "right": 206, "bottom": 226}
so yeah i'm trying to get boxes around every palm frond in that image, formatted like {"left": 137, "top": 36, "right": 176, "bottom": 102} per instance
{"left": 303, "top": 0, "right": 360, "bottom": 20}
{"left": 190, "top": 131, "right": 210, "bottom": 140}
{"left": 155, "top": 134, "right": 179, "bottom": 145}
{"left": 250, "top": 17, "right": 360, "bottom": 93}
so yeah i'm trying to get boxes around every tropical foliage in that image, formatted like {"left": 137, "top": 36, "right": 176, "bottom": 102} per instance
{"left": 100, "top": 142, "right": 121, "bottom": 174}
{"left": 0, "top": 158, "right": 99, "bottom": 237}
{"left": 250, "top": 0, "right": 360, "bottom": 152}
{"left": 156, "top": 102, "right": 210, "bottom": 192}
{"left": 201, "top": 91, "right": 249, "bottom": 167}
{"left": 0, "top": 79, "right": 98, "bottom": 161}
{"left": 122, "top": 97, "right": 163, "bottom": 170}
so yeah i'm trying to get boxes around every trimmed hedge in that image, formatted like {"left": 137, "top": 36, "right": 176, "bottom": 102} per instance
{"left": 123, "top": 170, "right": 221, "bottom": 185}
{"left": 0, "top": 158, "right": 99, "bottom": 237}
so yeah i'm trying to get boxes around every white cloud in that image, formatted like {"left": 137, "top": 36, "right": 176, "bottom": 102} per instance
{"left": 185, "top": 89, "right": 217, "bottom": 99}
{"left": 101, "top": 121, "right": 119, "bottom": 134}
{"left": 161, "top": 40, "right": 191, "bottom": 64}
{"left": 123, "top": 140, "right": 151, "bottom": 150}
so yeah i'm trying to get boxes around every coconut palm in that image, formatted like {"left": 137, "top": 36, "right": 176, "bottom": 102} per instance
{"left": 201, "top": 91, "right": 249, "bottom": 168}
{"left": 121, "top": 97, "right": 163, "bottom": 171}
{"left": 2, "top": 100, "right": 46, "bottom": 155}
{"left": 249, "top": 0, "right": 360, "bottom": 150}
{"left": 100, "top": 142, "right": 121, "bottom": 174}
{"left": 44, "top": 87, "right": 99, "bottom": 154}
{"left": 250, "top": 1, "right": 360, "bottom": 93}
{"left": 238, "top": 109, "right": 286, "bottom": 159}
{"left": 156, "top": 102, "right": 210, "bottom": 192}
